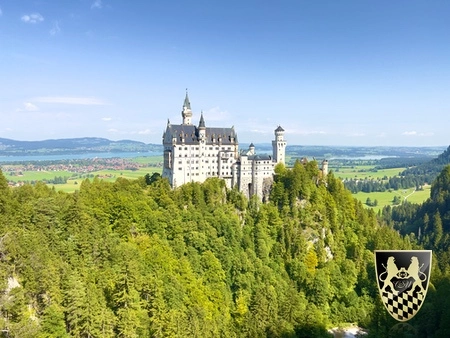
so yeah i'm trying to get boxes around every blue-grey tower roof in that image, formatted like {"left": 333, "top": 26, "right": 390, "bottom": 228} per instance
{"left": 199, "top": 112, "right": 205, "bottom": 128}
{"left": 183, "top": 90, "right": 191, "bottom": 110}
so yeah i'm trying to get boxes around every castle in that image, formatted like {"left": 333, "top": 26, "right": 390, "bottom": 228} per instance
{"left": 162, "top": 93, "right": 286, "bottom": 200}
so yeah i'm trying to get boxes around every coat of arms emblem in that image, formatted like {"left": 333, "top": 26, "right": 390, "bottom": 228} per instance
{"left": 374, "top": 250, "right": 432, "bottom": 321}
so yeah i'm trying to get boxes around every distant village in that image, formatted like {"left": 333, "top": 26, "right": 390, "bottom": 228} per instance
{"left": 1, "top": 157, "right": 162, "bottom": 187}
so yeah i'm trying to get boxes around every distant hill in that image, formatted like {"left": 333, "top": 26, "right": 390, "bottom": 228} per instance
{"left": 400, "top": 145, "right": 450, "bottom": 184}
{"left": 0, "top": 136, "right": 447, "bottom": 160}
{"left": 0, "top": 137, "right": 163, "bottom": 155}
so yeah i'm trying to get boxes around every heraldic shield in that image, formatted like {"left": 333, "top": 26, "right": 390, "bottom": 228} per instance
{"left": 375, "top": 250, "right": 432, "bottom": 322}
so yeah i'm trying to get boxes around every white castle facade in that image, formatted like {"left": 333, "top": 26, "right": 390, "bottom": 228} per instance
{"left": 162, "top": 93, "right": 287, "bottom": 200}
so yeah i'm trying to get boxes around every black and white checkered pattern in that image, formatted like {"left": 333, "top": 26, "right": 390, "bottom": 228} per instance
{"left": 382, "top": 286, "right": 424, "bottom": 321}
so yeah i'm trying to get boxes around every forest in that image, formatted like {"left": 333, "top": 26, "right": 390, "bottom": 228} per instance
{"left": 1, "top": 160, "right": 450, "bottom": 337}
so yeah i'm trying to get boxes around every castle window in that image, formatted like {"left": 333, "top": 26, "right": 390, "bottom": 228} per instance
{"left": 178, "top": 168, "right": 182, "bottom": 170}
{"left": 184, "top": 147, "right": 188, "bottom": 150}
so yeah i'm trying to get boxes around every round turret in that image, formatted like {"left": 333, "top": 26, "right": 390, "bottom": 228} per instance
{"left": 272, "top": 126, "right": 286, "bottom": 164}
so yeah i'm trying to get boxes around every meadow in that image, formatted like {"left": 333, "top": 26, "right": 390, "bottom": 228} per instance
{"left": 6, "top": 170, "right": 75, "bottom": 182}
{"left": 331, "top": 164, "right": 431, "bottom": 211}
{"left": 332, "top": 165, "right": 403, "bottom": 180}
{"left": 46, "top": 168, "right": 161, "bottom": 192}
{"left": 352, "top": 186, "right": 431, "bottom": 212}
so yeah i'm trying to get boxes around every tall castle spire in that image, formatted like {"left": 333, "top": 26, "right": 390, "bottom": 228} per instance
{"left": 181, "top": 89, "right": 193, "bottom": 125}
{"left": 199, "top": 111, "right": 205, "bottom": 128}
{"left": 198, "top": 111, "right": 206, "bottom": 142}
{"left": 183, "top": 89, "right": 191, "bottom": 110}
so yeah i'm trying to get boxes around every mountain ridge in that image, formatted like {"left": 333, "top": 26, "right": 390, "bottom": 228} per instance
{"left": 0, "top": 136, "right": 447, "bottom": 158}
{"left": 0, "top": 137, "right": 162, "bottom": 155}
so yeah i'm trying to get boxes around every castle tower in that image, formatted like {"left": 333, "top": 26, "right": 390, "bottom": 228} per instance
{"left": 272, "top": 126, "right": 286, "bottom": 164}
{"left": 248, "top": 143, "right": 255, "bottom": 155}
{"left": 321, "top": 159, "right": 329, "bottom": 177}
{"left": 198, "top": 112, "right": 206, "bottom": 141}
{"left": 181, "top": 91, "right": 193, "bottom": 125}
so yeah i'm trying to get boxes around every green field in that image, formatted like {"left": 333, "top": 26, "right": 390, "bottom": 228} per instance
{"left": 333, "top": 166, "right": 404, "bottom": 180}
{"left": 6, "top": 170, "right": 75, "bottom": 182}
{"left": 129, "top": 156, "right": 163, "bottom": 165}
{"left": 47, "top": 167, "right": 163, "bottom": 193}
{"left": 330, "top": 164, "right": 431, "bottom": 211}
{"left": 353, "top": 185, "right": 431, "bottom": 212}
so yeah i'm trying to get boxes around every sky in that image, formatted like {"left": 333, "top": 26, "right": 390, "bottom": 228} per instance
{"left": 1, "top": 1, "right": 450, "bottom": 147}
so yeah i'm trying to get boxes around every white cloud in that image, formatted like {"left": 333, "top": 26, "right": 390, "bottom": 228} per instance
{"left": 401, "top": 131, "right": 434, "bottom": 137}
{"left": 24, "top": 102, "right": 39, "bottom": 111}
{"left": 16, "top": 102, "right": 40, "bottom": 112}
{"left": 249, "top": 129, "right": 271, "bottom": 134}
{"left": 91, "top": 0, "right": 103, "bottom": 9}
{"left": 34, "top": 96, "right": 107, "bottom": 105}
{"left": 203, "top": 107, "right": 230, "bottom": 122}
{"left": 288, "top": 129, "right": 327, "bottom": 136}
{"left": 108, "top": 128, "right": 118, "bottom": 132}
{"left": 102, "top": 117, "right": 112, "bottom": 121}
{"left": 21, "top": 13, "right": 44, "bottom": 24}
{"left": 138, "top": 129, "right": 151, "bottom": 135}
{"left": 305, "top": 130, "right": 327, "bottom": 135}
{"left": 50, "top": 21, "right": 61, "bottom": 36}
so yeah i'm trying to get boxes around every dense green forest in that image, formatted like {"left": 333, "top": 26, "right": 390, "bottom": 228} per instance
{"left": 1, "top": 161, "right": 450, "bottom": 337}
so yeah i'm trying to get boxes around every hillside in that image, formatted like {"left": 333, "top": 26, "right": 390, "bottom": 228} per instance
{"left": 2, "top": 161, "right": 449, "bottom": 336}
{"left": 399, "top": 145, "right": 450, "bottom": 185}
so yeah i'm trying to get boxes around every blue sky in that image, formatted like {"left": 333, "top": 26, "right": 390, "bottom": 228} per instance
{"left": 1, "top": 1, "right": 450, "bottom": 146}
